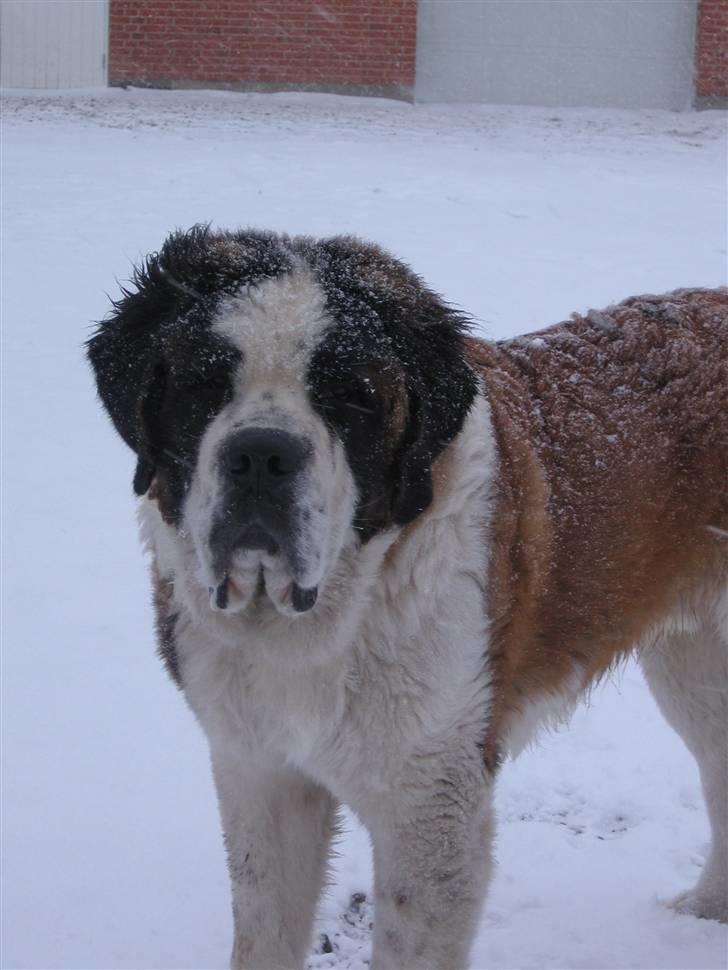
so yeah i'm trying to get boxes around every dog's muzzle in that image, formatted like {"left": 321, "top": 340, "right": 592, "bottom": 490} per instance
{"left": 208, "top": 427, "right": 318, "bottom": 612}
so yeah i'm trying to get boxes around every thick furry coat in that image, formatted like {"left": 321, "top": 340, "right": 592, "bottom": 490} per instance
{"left": 88, "top": 228, "right": 728, "bottom": 969}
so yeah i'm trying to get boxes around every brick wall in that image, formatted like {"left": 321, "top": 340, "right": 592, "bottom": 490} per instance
{"left": 696, "top": 0, "right": 728, "bottom": 100}
{"left": 109, "top": 0, "right": 417, "bottom": 96}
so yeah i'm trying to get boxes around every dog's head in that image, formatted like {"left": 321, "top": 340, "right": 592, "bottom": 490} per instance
{"left": 88, "top": 227, "right": 476, "bottom": 618}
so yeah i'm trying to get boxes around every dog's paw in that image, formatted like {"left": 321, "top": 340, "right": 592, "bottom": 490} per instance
{"left": 668, "top": 889, "right": 728, "bottom": 923}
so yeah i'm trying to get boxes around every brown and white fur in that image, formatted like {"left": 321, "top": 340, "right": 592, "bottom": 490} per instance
{"left": 88, "top": 228, "right": 727, "bottom": 969}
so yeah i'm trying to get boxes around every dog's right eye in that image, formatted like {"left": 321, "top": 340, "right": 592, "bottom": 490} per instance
{"left": 199, "top": 375, "right": 230, "bottom": 392}
{"left": 321, "top": 377, "right": 378, "bottom": 415}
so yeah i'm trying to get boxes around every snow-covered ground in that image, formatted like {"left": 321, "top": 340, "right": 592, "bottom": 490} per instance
{"left": 2, "top": 89, "right": 726, "bottom": 970}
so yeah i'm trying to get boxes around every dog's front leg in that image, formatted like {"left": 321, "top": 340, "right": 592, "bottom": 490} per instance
{"left": 366, "top": 753, "right": 495, "bottom": 970}
{"left": 210, "top": 752, "right": 338, "bottom": 970}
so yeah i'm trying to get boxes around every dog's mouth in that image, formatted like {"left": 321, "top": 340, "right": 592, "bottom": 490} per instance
{"left": 209, "top": 570, "right": 318, "bottom": 615}
{"left": 237, "top": 523, "right": 280, "bottom": 556}
{"left": 207, "top": 516, "right": 320, "bottom": 618}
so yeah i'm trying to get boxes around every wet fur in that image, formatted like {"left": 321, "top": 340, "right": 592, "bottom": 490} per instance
{"left": 88, "top": 229, "right": 728, "bottom": 968}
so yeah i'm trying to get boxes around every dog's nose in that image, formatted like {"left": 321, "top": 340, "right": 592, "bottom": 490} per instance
{"left": 222, "top": 428, "right": 309, "bottom": 495}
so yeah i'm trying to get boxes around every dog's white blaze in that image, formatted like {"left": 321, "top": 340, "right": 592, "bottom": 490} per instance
{"left": 182, "top": 268, "right": 360, "bottom": 617}
{"left": 214, "top": 265, "right": 330, "bottom": 388}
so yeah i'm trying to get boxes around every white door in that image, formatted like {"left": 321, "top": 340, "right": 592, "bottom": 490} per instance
{"left": 0, "top": 0, "right": 108, "bottom": 89}
{"left": 416, "top": 0, "right": 698, "bottom": 110}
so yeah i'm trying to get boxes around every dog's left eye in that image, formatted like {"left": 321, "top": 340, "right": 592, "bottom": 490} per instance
{"left": 324, "top": 377, "right": 377, "bottom": 415}
{"left": 199, "top": 375, "right": 229, "bottom": 392}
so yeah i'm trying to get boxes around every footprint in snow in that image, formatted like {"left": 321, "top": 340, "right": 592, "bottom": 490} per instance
{"left": 307, "top": 892, "right": 373, "bottom": 969}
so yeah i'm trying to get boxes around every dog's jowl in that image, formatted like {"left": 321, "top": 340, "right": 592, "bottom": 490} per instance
{"left": 88, "top": 226, "right": 728, "bottom": 969}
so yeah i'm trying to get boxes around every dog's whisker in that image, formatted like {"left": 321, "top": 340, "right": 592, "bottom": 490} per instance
{"left": 162, "top": 448, "right": 195, "bottom": 471}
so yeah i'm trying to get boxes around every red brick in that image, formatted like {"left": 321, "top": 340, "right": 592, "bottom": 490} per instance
{"left": 696, "top": 0, "right": 728, "bottom": 98}
{"left": 109, "top": 0, "right": 416, "bottom": 89}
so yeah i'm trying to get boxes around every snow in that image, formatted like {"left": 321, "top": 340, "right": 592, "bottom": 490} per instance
{"left": 2, "top": 88, "right": 726, "bottom": 970}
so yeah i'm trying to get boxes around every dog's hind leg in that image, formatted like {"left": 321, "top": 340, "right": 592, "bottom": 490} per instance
{"left": 640, "top": 613, "right": 728, "bottom": 923}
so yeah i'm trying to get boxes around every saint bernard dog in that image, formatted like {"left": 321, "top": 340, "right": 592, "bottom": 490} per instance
{"left": 88, "top": 226, "right": 728, "bottom": 969}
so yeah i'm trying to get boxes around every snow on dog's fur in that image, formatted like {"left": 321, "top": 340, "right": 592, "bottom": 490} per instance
{"left": 88, "top": 227, "right": 728, "bottom": 969}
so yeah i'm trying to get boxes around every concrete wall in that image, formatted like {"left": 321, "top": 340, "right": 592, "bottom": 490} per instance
{"left": 416, "top": 0, "right": 699, "bottom": 109}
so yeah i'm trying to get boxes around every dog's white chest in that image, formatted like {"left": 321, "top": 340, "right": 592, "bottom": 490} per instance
{"left": 179, "top": 583, "right": 491, "bottom": 801}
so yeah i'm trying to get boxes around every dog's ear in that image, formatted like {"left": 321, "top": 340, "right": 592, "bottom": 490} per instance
{"left": 86, "top": 228, "right": 208, "bottom": 494}
{"left": 87, "top": 310, "right": 169, "bottom": 496}
{"left": 391, "top": 331, "right": 477, "bottom": 526}
{"left": 131, "top": 361, "right": 168, "bottom": 496}
{"left": 306, "top": 235, "right": 478, "bottom": 528}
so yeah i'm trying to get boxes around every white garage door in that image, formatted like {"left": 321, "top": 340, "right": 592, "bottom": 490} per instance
{"left": 416, "top": 0, "right": 698, "bottom": 110}
{"left": 0, "top": 0, "right": 108, "bottom": 89}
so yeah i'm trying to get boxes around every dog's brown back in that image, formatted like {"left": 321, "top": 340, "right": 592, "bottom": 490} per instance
{"left": 466, "top": 289, "right": 728, "bottom": 758}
